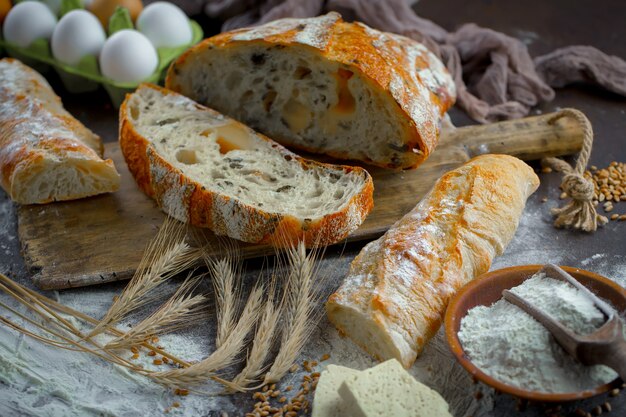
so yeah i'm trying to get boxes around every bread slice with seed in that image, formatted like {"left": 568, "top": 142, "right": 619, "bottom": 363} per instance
{"left": 119, "top": 84, "right": 374, "bottom": 246}
{"left": 165, "top": 12, "right": 455, "bottom": 170}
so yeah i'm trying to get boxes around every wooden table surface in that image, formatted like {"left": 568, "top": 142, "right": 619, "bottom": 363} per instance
{"left": 1, "top": 0, "right": 625, "bottom": 416}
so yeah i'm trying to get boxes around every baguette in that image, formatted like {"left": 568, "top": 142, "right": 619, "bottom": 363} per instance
{"left": 326, "top": 154, "right": 540, "bottom": 367}
{"left": 119, "top": 84, "right": 374, "bottom": 246}
{"left": 165, "top": 12, "right": 456, "bottom": 170}
{"left": 0, "top": 58, "right": 120, "bottom": 204}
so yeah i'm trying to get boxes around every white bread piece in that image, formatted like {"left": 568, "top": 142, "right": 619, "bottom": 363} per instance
{"left": 0, "top": 58, "right": 120, "bottom": 204}
{"left": 312, "top": 365, "right": 361, "bottom": 417}
{"left": 119, "top": 84, "right": 374, "bottom": 246}
{"left": 166, "top": 12, "right": 456, "bottom": 170}
{"left": 338, "top": 359, "right": 452, "bottom": 417}
{"left": 327, "top": 155, "right": 540, "bottom": 367}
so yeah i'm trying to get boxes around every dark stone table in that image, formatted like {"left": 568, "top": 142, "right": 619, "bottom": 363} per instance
{"left": 0, "top": 0, "right": 625, "bottom": 416}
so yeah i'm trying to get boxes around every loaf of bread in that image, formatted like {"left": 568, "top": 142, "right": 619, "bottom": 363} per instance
{"left": 165, "top": 12, "right": 456, "bottom": 170}
{"left": 326, "top": 154, "right": 540, "bottom": 367}
{"left": 0, "top": 58, "right": 120, "bottom": 204}
{"left": 120, "top": 84, "right": 374, "bottom": 246}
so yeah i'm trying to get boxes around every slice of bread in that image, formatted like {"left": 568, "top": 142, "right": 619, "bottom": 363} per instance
{"left": 166, "top": 12, "right": 456, "bottom": 170}
{"left": 119, "top": 84, "right": 374, "bottom": 246}
{"left": 312, "top": 365, "right": 361, "bottom": 417}
{"left": 338, "top": 359, "right": 452, "bottom": 417}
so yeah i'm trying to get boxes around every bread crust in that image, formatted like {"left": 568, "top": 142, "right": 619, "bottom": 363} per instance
{"left": 326, "top": 154, "right": 540, "bottom": 367}
{"left": 165, "top": 12, "right": 456, "bottom": 170}
{"left": 0, "top": 58, "right": 120, "bottom": 204}
{"left": 119, "top": 83, "right": 374, "bottom": 247}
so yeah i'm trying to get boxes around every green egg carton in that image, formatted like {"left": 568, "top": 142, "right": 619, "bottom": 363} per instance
{"left": 0, "top": 2, "right": 203, "bottom": 107}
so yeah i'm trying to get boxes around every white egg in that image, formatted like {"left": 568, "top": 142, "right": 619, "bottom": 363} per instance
{"left": 2, "top": 1, "right": 58, "bottom": 48}
{"left": 99, "top": 30, "right": 158, "bottom": 83}
{"left": 136, "top": 2, "right": 192, "bottom": 48}
{"left": 52, "top": 10, "right": 106, "bottom": 66}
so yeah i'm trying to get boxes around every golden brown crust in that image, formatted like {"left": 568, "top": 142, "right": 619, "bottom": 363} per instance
{"left": 119, "top": 83, "right": 374, "bottom": 247}
{"left": 165, "top": 12, "right": 456, "bottom": 169}
{"left": 0, "top": 58, "right": 120, "bottom": 204}
{"left": 327, "top": 154, "right": 540, "bottom": 367}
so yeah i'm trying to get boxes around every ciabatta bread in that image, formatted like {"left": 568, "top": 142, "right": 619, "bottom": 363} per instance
{"left": 326, "top": 155, "right": 539, "bottom": 367}
{"left": 166, "top": 12, "right": 455, "bottom": 170}
{"left": 0, "top": 58, "right": 120, "bottom": 204}
{"left": 119, "top": 84, "right": 374, "bottom": 246}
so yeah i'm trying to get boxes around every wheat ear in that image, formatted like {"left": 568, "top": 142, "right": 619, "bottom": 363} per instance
{"left": 264, "top": 241, "right": 319, "bottom": 384}
{"left": 230, "top": 274, "right": 282, "bottom": 390}
{"left": 105, "top": 273, "right": 207, "bottom": 349}
{"left": 151, "top": 284, "right": 264, "bottom": 388}
{"left": 193, "top": 231, "right": 242, "bottom": 349}
{"left": 0, "top": 273, "right": 237, "bottom": 391}
{"left": 208, "top": 256, "right": 241, "bottom": 348}
{"left": 90, "top": 217, "right": 197, "bottom": 337}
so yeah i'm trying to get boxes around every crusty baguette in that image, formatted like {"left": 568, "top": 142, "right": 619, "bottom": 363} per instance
{"left": 326, "top": 154, "right": 540, "bottom": 367}
{"left": 0, "top": 58, "right": 120, "bottom": 204}
{"left": 165, "top": 12, "right": 455, "bottom": 170}
{"left": 119, "top": 83, "right": 374, "bottom": 246}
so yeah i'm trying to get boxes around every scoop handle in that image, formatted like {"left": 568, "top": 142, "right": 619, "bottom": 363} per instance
{"left": 601, "top": 337, "right": 626, "bottom": 382}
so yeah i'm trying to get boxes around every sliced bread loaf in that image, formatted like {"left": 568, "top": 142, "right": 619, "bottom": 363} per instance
{"left": 119, "top": 84, "right": 374, "bottom": 246}
{"left": 0, "top": 58, "right": 120, "bottom": 204}
{"left": 165, "top": 12, "right": 456, "bottom": 170}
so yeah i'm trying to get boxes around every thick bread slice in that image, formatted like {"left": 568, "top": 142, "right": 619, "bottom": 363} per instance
{"left": 166, "top": 12, "right": 456, "bottom": 170}
{"left": 119, "top": 84, "right": 374, "bottom": 246}
{"left": 312, "top": 365, "right": 361, "bottom": 417}
{"left": 338, "top": 359, "right": 452, "bottom": 417}
{"left": 326, "top": 155, "right": 539, "bottom": 367}
{"left": 0, "top": 58, "right": 120, "bottom": 204}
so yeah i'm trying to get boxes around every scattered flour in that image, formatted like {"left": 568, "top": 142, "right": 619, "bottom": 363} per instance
{"left": 1, "top": 184, "right": 625, "bottom": 416}
{"left": 458, "top": 272, "right": 617, "bottom": 393}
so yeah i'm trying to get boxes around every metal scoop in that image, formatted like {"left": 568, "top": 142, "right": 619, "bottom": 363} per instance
{"left": 503, "top": 264, "right": 626, "bottom": 382}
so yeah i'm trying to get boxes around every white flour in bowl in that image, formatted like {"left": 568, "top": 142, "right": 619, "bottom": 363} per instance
{"left": 458, "top": 272, "right": 618, "bottom": 393}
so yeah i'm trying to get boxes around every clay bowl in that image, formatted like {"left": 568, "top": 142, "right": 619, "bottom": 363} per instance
{"left": 445, "top": 264, "right": 626, "bottom": 402}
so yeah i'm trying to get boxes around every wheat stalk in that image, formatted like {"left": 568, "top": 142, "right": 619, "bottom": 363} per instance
{"left": 151, "top": 284, "right": 264, "bottom": 388}
{"left": 192, "top": 231, "right": 243, "bottom": 349}
{"left": 89, "top": 217, "right": 198, "bottom": 337}
{"left": 0, "top": 273, "right": 237, "bottom": 391}
{"left": 106, "top": 274, "right": 207, "bottom": 349}
{"left": 0, "top": 285, "right": 149, "bottom": 373}
{"left": 209, "top": 257, "right": 241, "bottom": 348}
{"left": 230, "top": 275, "right": 282, "bottom": 390}
{"left": 264, "top": 240, "right": 320, "bottom": 384}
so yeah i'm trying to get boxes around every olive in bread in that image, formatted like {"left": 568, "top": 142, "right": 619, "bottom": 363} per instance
{"left": 326, "top": 154, "right": 539, "bottom": 367}
{"left": 119, "top": 84, "right": 374, "bottom": 246}
{"left": 166, "top": 12, "right": 456, "bottom": 170}
{"left": 0, "top": 58, "right": 120, "bottom": 204}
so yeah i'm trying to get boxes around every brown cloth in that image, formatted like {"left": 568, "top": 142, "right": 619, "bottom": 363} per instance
{"left": 198, "top": 0, "right": 626, "bottom": 123}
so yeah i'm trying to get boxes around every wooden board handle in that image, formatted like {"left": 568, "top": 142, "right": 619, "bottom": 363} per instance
{"left": 440, "top": 112, "right": 584, "bottom": 161}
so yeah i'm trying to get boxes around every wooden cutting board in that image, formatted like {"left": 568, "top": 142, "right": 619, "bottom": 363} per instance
{"left": 18, "top": 112, "right": 583, "bottom": 289}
